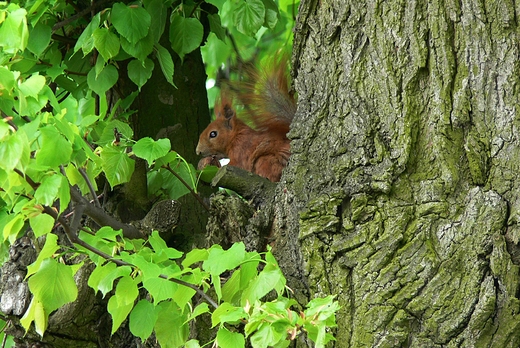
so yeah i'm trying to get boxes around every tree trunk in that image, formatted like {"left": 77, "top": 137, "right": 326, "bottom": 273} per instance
{"left": 272, "top": 0, "right": 520, "bottom": 346}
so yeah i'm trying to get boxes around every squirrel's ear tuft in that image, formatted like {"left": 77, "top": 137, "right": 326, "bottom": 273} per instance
{"left": 223, "top": 104, "right": 235, "bottom": 120}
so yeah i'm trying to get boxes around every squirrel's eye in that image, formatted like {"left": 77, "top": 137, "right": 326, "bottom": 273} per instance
{"left": 209, "top": 131, "right": 218, "bottom": 138}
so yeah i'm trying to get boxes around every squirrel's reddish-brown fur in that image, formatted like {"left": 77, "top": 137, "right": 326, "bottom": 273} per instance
{"left": 196, "top": 57, "right": 296, "bottom": 182}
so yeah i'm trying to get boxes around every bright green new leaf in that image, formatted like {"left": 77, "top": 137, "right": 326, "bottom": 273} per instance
{"left": 29, "top": 213, "right": 55, "bottom": 238}
{"left": 27, "top": 21, "right": 51, "bottom": 57}
{"left": 95, "top": 265, "right": 132, "bottom": 297}
{"left": 107, "top": 275, "right": 139, "bottom": 334}
{"left": 129, "top": 299, "right": 158, "bottom": 341}
{"left": 100, "top": 145, "right": 135, "bottom": 188}
{"left": 28, "top": 258, "right": 79, "bottom": 313}
{"left": 155, "top": 301, "right": 189, "bottom": 348}
{"left": 127, "top": 58, "right": 154, "bottom": 90}
{"left": 187, "top": 303, "right": 210, "bottom": 322}
{"left": 0, "top": 131, "right": 25, "bottom": 171}
{"left": 0, "top": 66, "right": 16, "bottom": 92}
{"left": 182, "top": 248, "right": 209, "bottom": 268}
{"left": 203, "top": 242, "right": 247, "bottom": 276}
{"left": 34, "top": 174, "right": 61, "bottom": 206}
{"left": 20, "top": 298, "right": 47, "bottom": 336}
{"left": 36, "top": 125, "right": 73, "bottom": 168}
{"left": 26, "top": 233, "right": 59, "bottom": 278}
{"left": 217, "top": 327, "right": 245, "bottom": 348}
{"left": 133, "top": 137, "right": 171, "bottom": 164}
{"left": 18, "top": 74, "right": 46, "bottom": 98}
{"left": 0, "top": 120, "right": 9, "bottom": 140}
{"left": 2, "top": 214, "right": 24, "bottom": 242}
{"left": 58, "top": 174, "right": 71, "bottom": 214}
{"left": 185, "top": 340, "right": 202, "bottom": 348}
{"left": 169, "top": 15, "right": 203, "bottom": 60}
{"left": 93, "top": 28, "right": 120, "bottom": 61}
{"left": 87, "top": 64, "right": 119, "bottom": 96}
{"left": 171, "top": 281, "right": 196, "bottom": 309}
{"left": 148, "top": 230, "right": 182, "bottom": 259}
{"left": 143, "top": 277, "right": 177, "bottom": 304}
{"left": 241, "top": 269, "right": 283, "bottom": 306}
{"left": 155, "top": 43, "right": 175, "bottom": 86}
{"left": 0, "top": 7, "right": 28, "bottom": 53}
{"left": 234, "top": 0, "right": 265, "bottom": 36}
{"left": 212, "top": 302, "right": 247, "bottom": 327}
{"left": 88, "top": 262, "right": 117, "bottom": 294}
{"left": 111, "top": 3, "right": 151, "bottom": 44}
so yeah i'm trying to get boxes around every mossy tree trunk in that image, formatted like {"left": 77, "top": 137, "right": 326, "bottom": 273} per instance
{"left": 272, "top": 0, "right": 520, "bottom": 346}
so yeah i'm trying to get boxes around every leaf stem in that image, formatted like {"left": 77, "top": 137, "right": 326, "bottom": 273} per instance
{"left": 163, "top": 164, "right": 210, "bottom": 212}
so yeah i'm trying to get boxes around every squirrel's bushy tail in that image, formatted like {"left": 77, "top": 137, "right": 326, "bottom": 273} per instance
{"left": 233, "top": 55, "right": 296, "bottom": 130}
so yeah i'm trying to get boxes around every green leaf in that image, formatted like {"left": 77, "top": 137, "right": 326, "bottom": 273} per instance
{"left": 241, "top": 268, "right": 284, "bottom": 306}
{"left": 20, "top": 298, "right": 47, "bottom": 336}
{"left": 36, "top": 125, "right": 73, "bottom": 168}
{"left": 100, "top": 145, "right": 135, "bottom": 188}
{"left": 155, "top": 43, "right": 175, "bottom": 86}
{"left": 145, "top": 0, "right": 167, "bottom": 43}
{"left": 169, "top": 14, "right": 203, "bottom": 60}
{"left": 93, "top": 28, "right": 120, "bottom": 61}
{"left": 96, "top": 265, "right": 133, "bottom": 297}
{"left": 133, "top": 137, "right": 171, "bottom": 163}
{"left": 27, "top": 21, "right": 51, "bottom": 57}
{"left": 2, "top": 214, "right": 24, "bottom": 242}
{"left": 148, "top": 230, "right": 182, "bottom": 259}
{"left": 26, "top": 233, "right": 59, "bottom": 278}
{"left": 74, "top": 13, "right": 100, "bottom": 55}
{"left": 182, "top": 248, "right": 209, "bottom": 268}
{"left": 96, "top": 119, "right": 134, "bottom": 146}
{"left": 261, "top": 0, "right": 279, "bottom": 29}
{"left": 212, "top": 302, "right": 247, "bottom": 327}
{"left": 0, "top": 131, "right": 25, "bottom": 171}
{"left": 34, "top": 174, "right": 61, "bottom": 206}
{"left": 186, "top": 302, "right": 210, "bottom": 322}
{"left": 111, "top": 3, "right": 151, "bottom": 44}
{"left": 58, "top": 174, "right": 71, "bottom": 214}
{"left": 143, "top": 277, "right": 177, "bottom": 304}
{"left": 0, "top": 8, "right": 28, "bottom": 54}
{"left": 121, "top": 34, "right": 154, "bottom": 61}
{"left": 28, "top": 258, "right": 79, "bottom": 313}
{"left": 203, "top": 243, "right": 246, "bottom": 276}
{"left": 208, "top": 14, "right": 226, "bottom": 41}
{"left": 107, "top": 275, "right": 139, "bottom": 334}
{"left": 18, "top": 74, "right": 46, "bottom": 98}
{"left": 217, "top": 327, "right": 245, "bottom": 348}
{"left": 127, "top": 58, "right": 154, "bottom": 90}
{"left": 0, "top": 66, "right": 16, "bottom": 92}
{"left": 29, "top": 213, "right": 55, "bottom": 238}
{"left": 88, "top": 262, "right": 117, "bottom": 294}
{"left": 234, "top": 0, "right": 265, "bottom": 36}
{"left": 129, "top": 299, "right": 158, "bottom": 341}
{"left": 155, "top": 301, "right": 189, "bottom": 348}
{"left": 87, "top": 64, "right": 119, "bottom": 96}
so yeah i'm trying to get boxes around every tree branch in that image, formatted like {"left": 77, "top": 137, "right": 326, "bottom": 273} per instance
{"left": 211, "top": 165, "right": 277, "bottom": 205}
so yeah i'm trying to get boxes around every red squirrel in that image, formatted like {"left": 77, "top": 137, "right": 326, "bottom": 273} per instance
{"left": 196, "top": 57, "right": 296, "bottom": 182}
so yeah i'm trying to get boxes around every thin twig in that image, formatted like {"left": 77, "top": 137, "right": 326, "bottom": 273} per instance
{"left": 78, "top": 167, "right": 101, "bottom": 208}
{"left": 163, "top": 164, "right": 210, "bottom": 212}
{"left": 14, "top": 169, "right": 219, "bottom": 309}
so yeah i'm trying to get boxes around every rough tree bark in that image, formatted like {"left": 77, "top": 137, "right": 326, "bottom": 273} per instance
{"left": 269, "top": 0, "right": 520, "bottom": 346}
